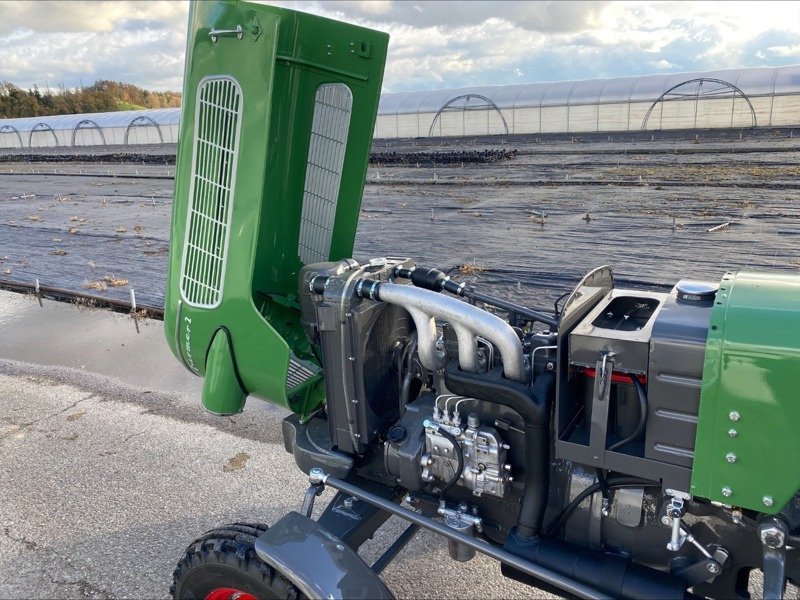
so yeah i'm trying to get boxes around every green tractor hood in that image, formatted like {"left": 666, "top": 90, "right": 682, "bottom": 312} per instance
{"left": 164, "top": 0, "right": 388, "bottom": 416}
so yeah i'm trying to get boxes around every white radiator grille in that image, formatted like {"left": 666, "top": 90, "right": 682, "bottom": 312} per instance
{"left": 287, "top": 358, "right": 319, "bottom": 390}
{"left": 298, "top": 84, "right": 353, "bottom": 264}
{"left": 180, "top": 76, "right": 243, "bottom": 308}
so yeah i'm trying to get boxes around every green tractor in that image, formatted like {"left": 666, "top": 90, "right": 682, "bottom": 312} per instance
{"left": 165, "top": 2, "right": 800, "bottom": 598}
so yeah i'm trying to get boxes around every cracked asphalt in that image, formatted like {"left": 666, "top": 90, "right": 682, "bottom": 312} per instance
{"left": 0, "top": 291, "right": 551, "bottom": 599}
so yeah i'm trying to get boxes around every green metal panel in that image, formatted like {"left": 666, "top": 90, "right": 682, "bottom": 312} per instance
{"left": 691, "top": 270, "right": 800, "bottom": 514}
{"left": 164, "top": 0, "right": 388, "bottom": 416}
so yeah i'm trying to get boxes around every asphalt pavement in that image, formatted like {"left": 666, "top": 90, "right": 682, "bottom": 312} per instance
{"left": 0, "top": 291, "right": 552, "bottom": 599}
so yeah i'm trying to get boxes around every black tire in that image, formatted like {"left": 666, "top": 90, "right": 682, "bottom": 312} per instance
{"left": 171, "top": 522, "right": 305, "bottom": 600}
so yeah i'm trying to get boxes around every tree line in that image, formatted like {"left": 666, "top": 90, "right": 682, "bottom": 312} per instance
{"left": 0, "top": 80, "right": 181, "bottom": 119}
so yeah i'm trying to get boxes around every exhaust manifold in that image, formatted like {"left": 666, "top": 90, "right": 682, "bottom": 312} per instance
{"left": 364, "top": 282, "right": 526, "bottom": 383}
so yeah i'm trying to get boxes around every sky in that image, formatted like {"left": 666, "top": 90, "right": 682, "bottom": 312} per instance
{"left": 0, "top": 1, "right": 798, "bottom": 94}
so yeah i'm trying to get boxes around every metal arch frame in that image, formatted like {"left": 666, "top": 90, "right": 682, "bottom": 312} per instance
{"left": 71, "top": 119, "right": 107, "bottom": 147}
{"left": 641, "top": 77, "right": 757, "bottom": 131}
{"left": 28, "top": 122, "right": 59, "bottom": 147}
{"left": 124, "top": 115, "right": 164, "bottom": 144}
{"left": 0, "top": 125, "right": 24, "bottom": 148}
{"left": 428, "top": 93, "right": 509, "bottom": 137}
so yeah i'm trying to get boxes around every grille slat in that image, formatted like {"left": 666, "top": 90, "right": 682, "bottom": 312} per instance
{"left": 298, "top": 84, "right": 353, "bottom": 265}
{"left": 287, "top": 358, "right": 319, "bottom": 389}
{"left": 180, "top": 76, "right": 243, "bottom": 308}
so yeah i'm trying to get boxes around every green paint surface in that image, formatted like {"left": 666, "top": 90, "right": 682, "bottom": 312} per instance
{"left": 692, "top": 271, "right": 800, "bottom": 514}
{"left": 164, "top": 0, "right": 388, "bottom": 415}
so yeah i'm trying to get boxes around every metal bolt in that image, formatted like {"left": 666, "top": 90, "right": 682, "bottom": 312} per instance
{"left": 763, "top": 496, "right": 775, "bottom": 507}
{"left": 721, "top": 487, "right": 733, "bottom": 497}
{"left": 728, "top": 428, "right": 738, "bottom": 438}
{"left": 343, "top": 496, "right": 356, "bottom": 509}
{"left": 728, "top": 411, "right": 740, "bottom": 422}
{"left": 309, "top": 467, "right": 325, "bottom": 485}
{"left": 661, "top": 515, "right": 672, "bottom": 527}
{"left": 546, "top": 361, "right": 555, "bottom": 371}
{"left": 707, "top": 562, "right": 720, "bottom": 574}
{"left": 760, "top": 525, "right": 785, "bottom": 548}
{"left": 726, "top": 452, "right": 737, "bottom": 464}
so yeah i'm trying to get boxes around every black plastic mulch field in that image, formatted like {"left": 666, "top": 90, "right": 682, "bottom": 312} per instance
{"left": 1, "top": 131, "right": 798, "bottom": 315}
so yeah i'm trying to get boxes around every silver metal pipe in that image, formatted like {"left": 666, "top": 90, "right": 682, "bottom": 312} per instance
{"left": 378, "top": 283, "right": 525, "bottom": 382}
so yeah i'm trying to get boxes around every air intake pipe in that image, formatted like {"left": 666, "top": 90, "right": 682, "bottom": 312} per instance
{"left": 352, "top": 279, "right": 526, "bottom": 383}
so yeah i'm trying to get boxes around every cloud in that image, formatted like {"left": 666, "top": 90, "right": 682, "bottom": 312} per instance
{"left": 280, "top": 1, "right": 610, "bottom": 32}
{"left": 0, "top": 1, "right": 188, "bottom": 91}
{"left": 0, "top": 1, "right": 188, "bottom": 34}
{"left": 0, "top": 1, "right": 797, "bottom": 95}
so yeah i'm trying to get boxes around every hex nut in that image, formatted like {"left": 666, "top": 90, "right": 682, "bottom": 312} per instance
{"left": 763, "top": 496, "right": 775, "bottom": 507}
{"left": 726, "top": 452, "right": 737, "bottom": 464}
{"left": 728, "top": 411, "right": 741, "bottom": 422}
{"left": 721, "top": 487, "right": 733, "bottom": 497}
{"left": 728, "top": 429, "right": 738, "bottom": 438}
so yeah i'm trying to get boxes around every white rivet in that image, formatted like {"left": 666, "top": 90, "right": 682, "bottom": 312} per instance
{"left": 763, "top": 496, "right": 775, "bottom": 507}
{"left": 721, "top": 487, "right": 733, "bottom": 497}
{"left": 729, "top": 411, "right": 740, "bottom": 422}
{"left": 726, "top": 452, "right": 737, "bottom": 463}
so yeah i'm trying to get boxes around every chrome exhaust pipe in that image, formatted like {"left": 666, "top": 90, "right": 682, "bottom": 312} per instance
{"left": 373, "top": 283, "right": 525, "bottom": 383}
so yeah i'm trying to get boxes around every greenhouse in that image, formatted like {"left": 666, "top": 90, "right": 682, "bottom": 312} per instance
{"left": 1, "top": 65, "right": 798, "bottom": 148}
{"left": 375, "top": 65, "right": 800, "bottom": 138}
{"left": 0, "top": 107, "right": 180, "bottom": 149}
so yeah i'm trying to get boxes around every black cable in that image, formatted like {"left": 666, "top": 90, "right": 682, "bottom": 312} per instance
{"left": 608, "top": 373, "right": 648, "bottom": 452}
{"left": 435, "top": 426, "right": 465, "bottom": 498}
{"left": 554, "top": 291, "right": 570, "bottom": 319}
{"left": 544, "top": 477, "right": 658, "bottom": 536}
{"left": 595, "top": 468, "right": 610, "bottom": 501}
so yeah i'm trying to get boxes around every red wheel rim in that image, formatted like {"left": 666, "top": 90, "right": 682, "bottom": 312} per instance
{"left": 204, "top": 587, "right": 258, "bottom": 600}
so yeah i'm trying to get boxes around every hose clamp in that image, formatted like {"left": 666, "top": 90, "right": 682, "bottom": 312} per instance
{"left": 369, "top": 280, "right": 380, "bottom": 300}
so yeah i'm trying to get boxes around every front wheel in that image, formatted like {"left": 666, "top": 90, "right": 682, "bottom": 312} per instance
{"left": 171, "top": 522, "right": 304, "bottom": 600}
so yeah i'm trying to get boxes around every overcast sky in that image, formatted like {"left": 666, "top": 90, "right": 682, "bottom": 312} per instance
{"left": 1, "top": 1, "right": 798, "bottom": 94}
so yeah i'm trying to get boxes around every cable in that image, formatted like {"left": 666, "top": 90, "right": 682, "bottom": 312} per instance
{"left": 595, "top": 468, "right": 610, "bottom": 502}
{"left": 554, "top": 291, "right": 570, "bottom": 319}
{"left": 607, "top": 373, "right": 648, "bottom": 452}
{"left": 544, "top": 477, "right": 658, "bottom": 537}
{"left": 433, "top": 425, "right": 465, "bottom": 498}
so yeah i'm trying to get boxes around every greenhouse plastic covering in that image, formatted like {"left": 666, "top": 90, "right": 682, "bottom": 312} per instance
{"left": 379, "top": 65, "right": 800, "bottom": 114}
{"left": 1, "top": 65, "right": 798, "bottom": 147}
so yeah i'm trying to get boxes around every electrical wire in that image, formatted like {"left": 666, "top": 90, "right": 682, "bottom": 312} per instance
{"left": 607, "top": 373, "right": 648, "bottom": 452}
{"left": 435, "top": 425, "right": 465, "bottom": 498}
{"left": 544, "top": 476, "right": 659, "bottom": 536}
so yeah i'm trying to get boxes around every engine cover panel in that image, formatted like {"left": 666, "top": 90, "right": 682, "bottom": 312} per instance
{"left": 692, "top": 270, "right": 800, "bottom": 514}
